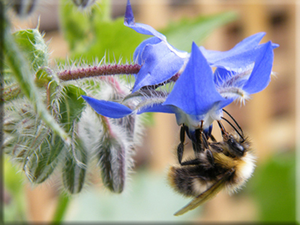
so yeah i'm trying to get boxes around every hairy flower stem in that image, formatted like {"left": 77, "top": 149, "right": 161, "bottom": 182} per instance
{"left": 57, "top": 64, "right": 141, "bottom": 81}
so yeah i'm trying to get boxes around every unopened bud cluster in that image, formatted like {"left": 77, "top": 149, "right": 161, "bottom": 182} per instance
{"left": 3, "top": 20, "right": 145, "bottom": 194}
{"left": 4, "top": 70, "right": 144, "bottom": 194}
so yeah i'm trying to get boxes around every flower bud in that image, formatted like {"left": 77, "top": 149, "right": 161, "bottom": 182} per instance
{"left": 98, "top": 136, "right": 127, "bottom": 193}
{"left": 62, "top": 138, "right": 87, "bottom": 194}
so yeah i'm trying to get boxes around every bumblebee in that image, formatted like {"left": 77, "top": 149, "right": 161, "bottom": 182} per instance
{"left": 168, "top": 111, "right": 255, "bottom": 216}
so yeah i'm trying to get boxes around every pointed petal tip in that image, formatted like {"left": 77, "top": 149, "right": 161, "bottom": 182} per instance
{"left": 272, "top": 43, "right": 279, "bottom": 49}
{"left": 191, "top": 41, "right": 198, "bottom": 51}
{"left": 131, "top": 85, "right": 139, "bottom": 93}
{"left": 242, "top": 41, "right": 274, "bottom": 94}
{"left": 257, "top": 31, "right": 266, "bottom": 37}
{"left": 190, "top": 41, "right": 206, "bottom": 63}
{"left": 124, "top": 0, "right": 134, "bottom": 25}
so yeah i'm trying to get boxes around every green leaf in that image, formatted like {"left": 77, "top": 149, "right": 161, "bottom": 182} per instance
{"left": 161, "top": 11, "right": 238, "bottom": 52}
{"left": 59, "top": 84, "right": 86, "bottom": 132}
{"left": 13, "top": 28, "right": 48, "bottom": 72}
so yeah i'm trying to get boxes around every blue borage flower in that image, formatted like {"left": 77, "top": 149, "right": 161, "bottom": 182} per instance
{"left": 82, "top": 0, "right": 278, "bottom": 140}
{"left": 123, "top": 0, "right": 278, "bottom": 93}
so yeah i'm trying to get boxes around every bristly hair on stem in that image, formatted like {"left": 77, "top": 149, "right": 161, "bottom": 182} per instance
{"left": 57, "top": 64, "right": 141, "bottom": 81}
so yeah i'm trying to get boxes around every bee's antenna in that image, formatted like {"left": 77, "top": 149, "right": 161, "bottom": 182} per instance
{"left": 221, "top": 116, "right": 245, "bottom": 142}
{"left": 222, "top": 109, "right": 244, "bottom": 137}
{"left": 217, "top": 120, "right": 226, "bottom": 135}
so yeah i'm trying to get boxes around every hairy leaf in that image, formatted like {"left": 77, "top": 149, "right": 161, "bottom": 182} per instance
{"left": 13, "top": 28, "right": 48, "bottom": 72}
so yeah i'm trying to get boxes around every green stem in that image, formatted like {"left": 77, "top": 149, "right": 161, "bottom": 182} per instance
{"left": 51, "top": 193, "right": 70, "bottom": 224}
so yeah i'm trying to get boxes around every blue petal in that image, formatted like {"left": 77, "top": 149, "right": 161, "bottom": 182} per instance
{"left": 228, "top": 32, "right": 266, "bottom": 52}
{"left": 200, "top": 32, "right": 278, "bottom": 70}
{"left": 242, "top": 41, "right": 274, "bottom": 94}
{"left": 133, "top": 37, "right": 161, "bottom": 65}
{"left": 82, "top": 96, "right": 132, "bottom": 118}
{"left": 163, "top": 42, "right": 227, "bottom": 115}
{"left": 132, "top": 41, "right": 186, "bottom": 92}
{"left": 137, "top": 103, "right": 176, "bottom": 114}
{"left": 199, "top": 32, "right": 264, "bottom": 67}
{"left": 124, "top": 0, "right": 166, "bottom": 41}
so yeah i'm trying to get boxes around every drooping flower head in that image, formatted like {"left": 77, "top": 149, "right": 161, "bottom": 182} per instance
{"left": 123, "top": 0, "right": 278, "bottom": 93}
{"left": 124, "top": 0, "right": 189, "bottom": 92}
{"left": 82, "top": 0, "right": 278, "bottom": 141}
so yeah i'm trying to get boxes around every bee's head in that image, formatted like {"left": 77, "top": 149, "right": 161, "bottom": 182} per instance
{"left": 217, "top": 120, "right": 247, "bottom": 158}
{"left": 225, "top": 134, "right": 246, "bottom": 158}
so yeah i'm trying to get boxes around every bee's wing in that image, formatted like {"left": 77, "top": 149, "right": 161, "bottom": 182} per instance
{"left": 174, "top": 169, "right": 235, "bottom": 216}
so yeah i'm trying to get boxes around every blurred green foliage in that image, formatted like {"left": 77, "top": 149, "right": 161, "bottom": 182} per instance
{"left": 4, "top": 157, "right": 27, "bottom": 222}
{"left": 59, "top": 0, "right": 144, "bottom": 64}
{"left": 161, "top": 11, "right": 238, "bottom": 52}
{"left": 249, "top": 151, "right": 296, "bottom": 223}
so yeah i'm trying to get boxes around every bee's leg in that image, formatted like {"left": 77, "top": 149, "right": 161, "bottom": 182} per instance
{"left": 180, "top": 158, "right": 202, "bottom": 166}
{"left": 206, "top": 149, "right": 214, "bottom": 166}
{"left": 177, "top": 143, "right": 184, "bottom": 165}
{"left": 178, "top": 125, "right": 207, "bottom": 166}
{"left": 192, "top": 121, "right": 207, "bottom": 158}
{"left": 177, "top": 125, "right": 186, "bottom": 165}
{"left": 201, "top": 129, "right": 214, "bottom": 167}
{"left": 200, "top": 132, "right": 209, "bottom": 149}
{"left": 192, "top": 129, "right": 204, "bottom": 159}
